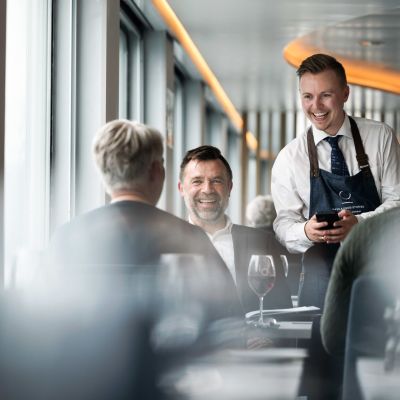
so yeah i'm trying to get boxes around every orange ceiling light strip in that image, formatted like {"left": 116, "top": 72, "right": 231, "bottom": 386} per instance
{"left": 246, "top": 131, "right": 258, "bottom": 151}
{"left": 152, "top": 0, "right": 271, "bottom": 158}
{"left": 152, "top": 0, "right": 243, "bottom": 131}
{"left": 246, "top": 132, "right": 274, "bottom": 158}
{"left": 284, "top": 39, "right": 400, "bottom": 95}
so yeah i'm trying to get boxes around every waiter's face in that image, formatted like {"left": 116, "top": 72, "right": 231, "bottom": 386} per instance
{"left": 299, "top": 69, "right": 349, "bottom": 136}
{"left": 178, "top": 159, "right": 232, "bottom": 224}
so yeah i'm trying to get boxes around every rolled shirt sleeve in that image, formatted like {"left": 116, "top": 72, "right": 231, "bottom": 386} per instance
{"left": 355, "top": 121, "right": 400, "bottom": 221}
{"left": 272, "top": 144, "right": 314, "bottom": 253}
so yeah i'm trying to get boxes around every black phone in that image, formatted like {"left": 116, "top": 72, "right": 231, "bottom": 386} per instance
{"left": 315, "top": 211, "right": 340, "bottom": 229}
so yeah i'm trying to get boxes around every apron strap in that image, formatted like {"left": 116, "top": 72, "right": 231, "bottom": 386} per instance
{"left": 348, "top": 116, "right": 372, "bottom": 177}
{"left": 307, "top": 116, "right": 372, "bottom": 178}
{"left": 307, "top": 127, "right": 319, "bottom": 177}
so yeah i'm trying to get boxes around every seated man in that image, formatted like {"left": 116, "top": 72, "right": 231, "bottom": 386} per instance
{"left": 47, "top": 120, "right": 242, "bottom": 319}
{"left": 178, "top": 145, "right": 292, "bottom": 314}
{"left": 321, "top": 206, "right": 400, "bottom": 356}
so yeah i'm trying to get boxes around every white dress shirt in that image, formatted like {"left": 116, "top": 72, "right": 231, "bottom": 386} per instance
{"left": 271, "top": 114, "right": 400, "bottom": 254}
{"left": 189, "top": 215, "right": 236, "bottom": 283}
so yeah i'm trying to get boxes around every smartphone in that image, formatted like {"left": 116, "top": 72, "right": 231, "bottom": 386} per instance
{"left": 315, "top": 211, "right": 340, "bottom": 229}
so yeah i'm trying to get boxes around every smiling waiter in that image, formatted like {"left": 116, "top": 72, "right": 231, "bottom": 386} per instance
{"left": 271, "top": 53, "right": 400, "bottom": 307}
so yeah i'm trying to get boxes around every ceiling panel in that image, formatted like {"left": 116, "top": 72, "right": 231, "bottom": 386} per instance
{"left": 167, "top": 0, "right": 400, "bottom": 112}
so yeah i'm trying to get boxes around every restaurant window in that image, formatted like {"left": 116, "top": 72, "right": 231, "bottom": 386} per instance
{"left": 119, "top": 14, "right": 143, "bottom": 121}
{"left": 172, "top": 72, "right": 185, "bottom": 218}
{"left": 4, "top": 0, "right": 52, "bottom": 286}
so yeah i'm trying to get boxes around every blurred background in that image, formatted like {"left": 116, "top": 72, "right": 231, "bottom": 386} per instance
{"left": 1, "top": 0, "right": 399, "bottom": 284}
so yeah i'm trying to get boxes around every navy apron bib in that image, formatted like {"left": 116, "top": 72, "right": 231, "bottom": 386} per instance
{"left": 308, "top": 117, "right": 381, "bottom": 217}
{"left": 298, "top": 117, "right": 381, "bottom": 308}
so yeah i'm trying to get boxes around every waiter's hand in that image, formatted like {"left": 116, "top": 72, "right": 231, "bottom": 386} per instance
{"left": 305, "top": 215, "right": 333, "bottom": 243}
{"left": 305, "top": 210, "right": 358, "bottom": 243}
{"left": 324, "top": 209, "right": 358, "bottom": 243}
{"left": 316, "top": 209, "right": 358, "bottom": 243}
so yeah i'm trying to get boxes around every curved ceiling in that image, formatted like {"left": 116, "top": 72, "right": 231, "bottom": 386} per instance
{"left": 162, "top": 0, "right": 400, "bottom": 112}
{"left": 284, "top": 8, "right": 400, "bottom": 95}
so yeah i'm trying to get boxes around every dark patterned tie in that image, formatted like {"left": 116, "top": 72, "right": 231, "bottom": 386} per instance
{"left": 324, "top": 136, "right": 350, "bottom": 176}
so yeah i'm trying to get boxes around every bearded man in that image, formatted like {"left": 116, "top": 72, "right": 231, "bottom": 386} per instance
{"left": 178, "top": 145, "right": 292, "bottom": 312}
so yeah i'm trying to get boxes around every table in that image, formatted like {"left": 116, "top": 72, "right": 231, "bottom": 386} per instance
{"left": 358, "top": 357, "right": 400, "bottom": 400}
{"left": 160, "top": 348, "right": 307, "bottom": 400}
{"left": 262, "top": 321, "right": 312, "bottom": 340}
{"left": 247, "top": 321, "right": 313, "bottom": 341}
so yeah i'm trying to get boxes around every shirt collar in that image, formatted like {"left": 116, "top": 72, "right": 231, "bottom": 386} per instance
{"left": 188, "top": 214, "right": 233, "bottom": 238}
{"left": 312, "top": 112, "right": 353, "bottom": 146}
{"left": 212, "top": 215, "right": 233, "bottom": 238}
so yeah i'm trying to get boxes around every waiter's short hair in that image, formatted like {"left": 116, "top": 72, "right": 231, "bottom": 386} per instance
{"left": 180, "top": 145, "right": 232, "bottom": 181}
{"left": 296, "top": 53, "right": 347, "bottom": 87}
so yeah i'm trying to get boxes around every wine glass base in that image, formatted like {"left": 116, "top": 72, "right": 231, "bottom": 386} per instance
{"left": 247, "top": 317, "right": 279, "bottom": 328}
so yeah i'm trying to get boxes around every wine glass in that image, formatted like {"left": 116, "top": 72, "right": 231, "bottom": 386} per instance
{"left": 154, "top": 253, "right": 206, "bottom": 351}
{"left": 280, "top": 254, "right": 289, "bottom": 278}
{"left": 248, "top": 255, "right": 276, "bottom": 327}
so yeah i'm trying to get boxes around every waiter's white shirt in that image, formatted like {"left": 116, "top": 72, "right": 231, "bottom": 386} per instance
{"left": 189, "top": 215, "right": 236, "bottom": 283}
{"left": 271, "top": 114, "right": 400, "bottom": 254}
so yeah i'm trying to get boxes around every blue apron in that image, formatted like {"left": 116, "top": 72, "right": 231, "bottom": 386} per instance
{"left": 308, "top": 117, "right": 381, "bottom": 217}
{"left": 299, "top": 116, "right": 381, "bottom": 308}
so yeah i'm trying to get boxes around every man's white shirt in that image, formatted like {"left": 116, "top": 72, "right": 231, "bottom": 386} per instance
{"left": 189, "top": 215, "right": 236, "bottom": 283}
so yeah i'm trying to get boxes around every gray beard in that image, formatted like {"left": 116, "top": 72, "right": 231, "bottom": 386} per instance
{"left": 192, "top": 206, "right": 224, "bottom": 223}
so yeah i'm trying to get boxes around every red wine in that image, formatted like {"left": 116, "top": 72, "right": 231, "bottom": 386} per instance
{"left": 248, "top": 275, "right": 275, "bottom": 297}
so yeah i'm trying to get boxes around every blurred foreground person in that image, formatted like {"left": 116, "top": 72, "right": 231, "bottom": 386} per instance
{"left": 321, "top": 207, "right": 400, "bottom": 356}
{"left": 0, "top": 284, "right": 160, "bottom": 400}
{"left": 320, "top": 208, "right": 400, "bottom": 400}
{"left": 0, "top": 120, "right": 243, "bottom": 400}
{"left": 179, "top": 145, "right": 292, "bottom": 313}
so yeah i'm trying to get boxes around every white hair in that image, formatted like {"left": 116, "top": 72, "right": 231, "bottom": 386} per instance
{"left": 246, "top": 195, "right": 277, "bottom": 228}
{"left": 93, "top": 119, "right": 163, "bottom": 193}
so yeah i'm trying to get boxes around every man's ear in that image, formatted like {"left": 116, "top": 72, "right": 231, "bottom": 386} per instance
{"left": 343, "top": 85, "right": 350, "bottom": 102}
{"left": 178, "top": 181, "right": 184, "bottom": 197}
{"left": 228, "top": 180, "right": 233, "bottom": 196}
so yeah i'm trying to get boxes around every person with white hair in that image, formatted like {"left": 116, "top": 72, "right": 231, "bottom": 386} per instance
{"left": 246, "top": 195, "right": 276, "bottom": 230}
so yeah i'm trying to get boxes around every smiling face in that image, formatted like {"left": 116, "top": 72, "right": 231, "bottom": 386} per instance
{"left": 299, "top": 69, "right": 350, "bottom": 136}
{"left": 178, "top": 159, "right": 233, "bottom": 232}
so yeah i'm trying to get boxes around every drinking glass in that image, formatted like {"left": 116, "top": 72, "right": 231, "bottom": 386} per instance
{"left": 152, "top": 253, "right": 207, "bottom": 351}
{"left": 280, "top": 254, "right": 289, "bottom": 278}
{"left": 248, "top": 255, "right": 276, "bottom": 327}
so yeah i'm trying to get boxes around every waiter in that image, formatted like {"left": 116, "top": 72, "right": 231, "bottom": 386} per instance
{"left": 271, "top": 53, "right": 400, "bottom": 308}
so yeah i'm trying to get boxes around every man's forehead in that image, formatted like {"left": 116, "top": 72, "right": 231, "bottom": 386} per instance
{"left": 299, "top": 70, "right": 342, "bottom": 90}
{"left": 185, "top": 159, "right": 228, "bottom": 176}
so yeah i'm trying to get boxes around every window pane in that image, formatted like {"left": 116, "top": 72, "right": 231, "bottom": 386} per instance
{"left": 173, "top": 75, "right": 184, "bottom": 217}
{"left": 119, "top": 16, "right": 143, "bottom": 121}
{"left": 5, "top": 0, "right": 51, "bottom": 285}
{"left": 119, "top": 29, "right": 128, "bottom": 119}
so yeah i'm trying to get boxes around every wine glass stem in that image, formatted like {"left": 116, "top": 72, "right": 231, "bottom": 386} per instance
{"left": 258, "top": 296, "right": 264, "bottom": 325}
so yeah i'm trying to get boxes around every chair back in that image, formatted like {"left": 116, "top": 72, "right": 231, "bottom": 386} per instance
{"left": 0, "top": 285, "right": 161, "bottom": 400}
{"left": 342, "top": 275, "right": 395, "bottom": 400}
